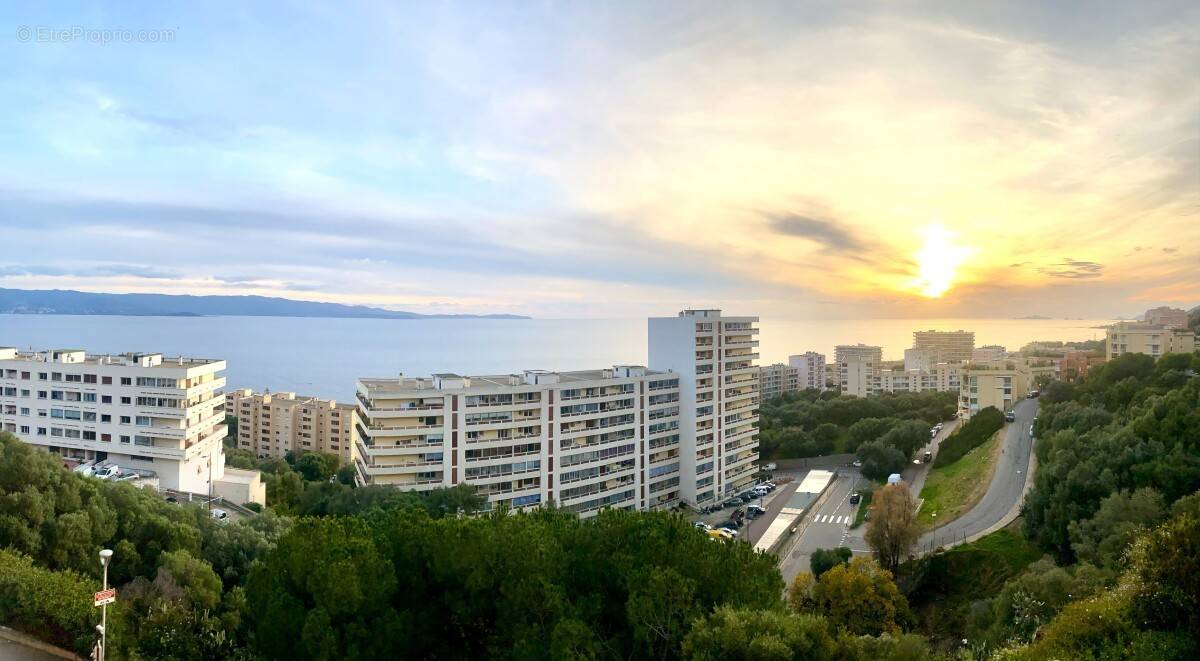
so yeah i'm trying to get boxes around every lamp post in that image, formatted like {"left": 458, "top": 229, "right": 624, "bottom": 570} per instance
{"left": 98, "top": 549, "right": 112, "bottom": 661}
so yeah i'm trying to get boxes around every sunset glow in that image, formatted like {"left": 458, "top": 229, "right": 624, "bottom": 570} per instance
{"left": 910, "top": 226, "right": 973, "bottom": 299}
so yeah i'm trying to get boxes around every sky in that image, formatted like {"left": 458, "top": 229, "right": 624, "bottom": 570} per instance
{"left": 0, "top": 1, "right": 1197, "bottom": 319}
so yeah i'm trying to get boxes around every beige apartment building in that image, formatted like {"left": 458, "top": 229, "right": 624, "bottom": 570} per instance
{"left": 0, "top": 347, "right": 263, "bottom": 503}
{"left": 789, "top": 352, "right": 827, "bottom": 390}
{"left": 759, "top": 363, "right": 799, "bottom": 399}
{"left": 958, "top": 359, "right": 1033, "bottom": 419}
{"left": 1144, "top": 306, "right": 1189, "bottom": 330}
{"left": 1106, "top": 322, "right": 1198, "bottom": 361}
{"left": 913, "top": 330, "right": 975, "bottom": 364}
{"left": 225, "top": 389, "right": 359, "bottom": 465}
{"left": 355, "top": 366, "right": 683, "bottom": 515}
{"left": 972, "top": 345, "right": 1007, "bottom": 362}
{"left": 649, "top": 310, "right": 761, "bottom": 504}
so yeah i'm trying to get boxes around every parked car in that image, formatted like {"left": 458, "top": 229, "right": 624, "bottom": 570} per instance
{"left": 694, "top": 522, "right": 712, "bottom": 531}
{"left": 94, "top": 464, "right": 121, "bottom": 480}
{"left": 851, "top": 459, "right": 863, "bottom": 468}
{"left": 718, "top": 519, "right": 741, "bottom": 530}
{"left": 718, "top": 527, "right": 739, "bottom": 538}
{"left": 747, "top": 505, "right": 767, "bottom": 518}
{"left": 763, "top": 481, "right": 777, "bottom": 490}
{"left": 708, "top": 529, "right": 732, "bottom": 541}
{"left": 72, "top": 460, "right": 97, "bottom": 476}
{"left": 763, "top": 462, "right": 777, "bottom": 471}
{"left": 165, "top": 496, "right": 178, "bottom": 504}
{"left": 210, "top": 508, "right": 230, "bottom": 521}
{"left": 723, "top": 498, "right": 743, "bottom": 508}
{"left": 922, "top": 451, "right": 933, "bottom": 463}
{"left": 849, "top": 492, "right": 861, "bottom": 505}
{"left": 115, "top": 473, "right": 140, "bottom": 482}
{"left": 1005, "top": 410, "right": 1016, "bottom": 422}
{"left": 887, "top": 473, "right": 902, "bottom": 485}
{"left": 751, "top": 486, "right": 769, "bottom": 497}
{"left": 739, "top": 492, "right": 756, "bottom": 503}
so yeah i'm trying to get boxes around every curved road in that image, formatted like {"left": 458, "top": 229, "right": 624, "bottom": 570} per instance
{"left": 916, "top": 398, "right": 1038, "bottom": 552}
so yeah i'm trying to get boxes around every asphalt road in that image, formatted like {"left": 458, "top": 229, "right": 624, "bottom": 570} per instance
{"left": 916, "top": 398, "right": 1039, "bottom": 552}
{"left": 778, "top": 469, "right": 868, "bottom": 584}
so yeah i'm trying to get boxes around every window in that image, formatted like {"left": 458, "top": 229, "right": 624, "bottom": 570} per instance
{"left": 101, "top": 415, "right": 111, "bottom": 423}
{"left": 101, "top": 395, "right": 112, "bottom": 404}
{"left": 65, "top": 374, "right": 82, "bottom": 383}
{"left": 120, "top": 435, "right": 130, "bottom": 443}
{"left": 135, "top": 416, "right": 152, "bottom": 426}
{"left": 101, "top": 433, "right": 111, "bottom": 442}
{"left": 37, "top": 373, "right": 47, "bottom": 380}
{"left": 120, "top": 416, "right": 131, "bottom": 424}
{"left": 102, "top": 377, "right": 112, "bottom": 385}
{"left": 120, "top": 397, "right": 131, "bottom": 405}
{"left": 120, "top": 378, "right": 132, "bottom": 386}
{"left": 19, "top": 425, "right": 30, "bottom": 434}
{"left": 36, "top": 427, "right": 46, "bottom": 435}
{"left": 83, "top": 393, "right": 96, "bottom": 402}
{"left": 51, "top": 372, "right": 62, "bottom": 381}
{"left": 82, "top": 431, "right": 96, "bottom": 441}
{"left": 83, "top": 412, "right": 96, "bottom": 422}
{"left": 84, "top": 374, "right": 97, "bottom": 384}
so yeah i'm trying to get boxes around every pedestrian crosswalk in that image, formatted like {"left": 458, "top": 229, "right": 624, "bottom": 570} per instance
{"left": 812, "top": 514, "right": 851, "bottom": 525}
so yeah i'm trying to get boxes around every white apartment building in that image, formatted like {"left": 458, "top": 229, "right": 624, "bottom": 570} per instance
{"left": 226, "top": 389, "right": 359, "bottom": 466}
{"left": 0, "top": 348, "right": 259, "bottom": 500}
{"left": 759, "top": 363, "right": 799, "bottom": 399}
{"left": 789, "top": 352, "right": 827, "bottom": 390}
{"left": 876, "top": 363, "right": 963, "bottom": 394}
{"left": 354, "top": 366, "right": 683, "bottom": 516}
{"left": 649, "top": 310, "right": 760, "bottom": 505}
{"left": 1106, "top": 322, "right": 1198, "bottom": 361}
{"left": 835, "top": 345, "right": 882, "bottom": 397}
{"left": 904, "top": 348, "right": 937, "bottom": 372}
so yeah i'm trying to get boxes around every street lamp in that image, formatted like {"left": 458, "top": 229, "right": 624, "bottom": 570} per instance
{"left": 98, "top": 549, "right": 113, "bottom": 661}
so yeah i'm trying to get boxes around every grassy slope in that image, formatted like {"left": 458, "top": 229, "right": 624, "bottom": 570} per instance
{"left": 917, "top": 429, "right": 1002, "bottom": 527}
{"left": 901, "top": 523, "right": 1043, "bottom": 646}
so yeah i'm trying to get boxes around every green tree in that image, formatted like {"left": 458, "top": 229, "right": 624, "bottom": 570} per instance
{"left": 1067, "top": 487, "right": 1164, "bottom": 568}
{"left": 681, "top": 606, "right": 837, "bottom": 660}
{"left": 807, "top": 557, "right": 910, "bottom": 636}
{"left": 857, "top": 441, "right": 907, "bottom": 482}
{"left": 809, "top": 546, "right": 852, "bottom": 577}
{"left": 157, "top": 549, "right": 223, "bottom": 610}
{"left": 293, "top": 452, "right": 340, "bottom": 482}
{"left": 865, "top": 484, "right": 920, "bottom": 571}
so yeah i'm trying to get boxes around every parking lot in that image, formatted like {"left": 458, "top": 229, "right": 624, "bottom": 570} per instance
{"left": 692, "top": 477, "right": 799, "bottom": 544}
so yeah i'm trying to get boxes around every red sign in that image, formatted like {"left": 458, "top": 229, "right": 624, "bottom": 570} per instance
{"left": 94, "top": 588, "right": 116, "bottom": 606}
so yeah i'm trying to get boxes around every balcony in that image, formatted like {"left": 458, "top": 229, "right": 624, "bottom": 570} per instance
{"left": 366, "top": 461, "right": 444, "bottom": 475}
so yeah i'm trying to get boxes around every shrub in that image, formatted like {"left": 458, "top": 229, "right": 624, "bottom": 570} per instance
{"left": 934, "top": 407, "right": 1003, "bottom": 467}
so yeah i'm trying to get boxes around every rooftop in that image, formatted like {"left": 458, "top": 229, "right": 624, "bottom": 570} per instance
{"left": 359, "top": 365, "right": 675, "bottom": 393}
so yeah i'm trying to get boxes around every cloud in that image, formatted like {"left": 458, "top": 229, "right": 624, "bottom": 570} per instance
{"left": 768, "top": 214, "right": 867, "bottom": 253}
{"left": 1038, "top": 258, "right": 1105, "bottom": 279}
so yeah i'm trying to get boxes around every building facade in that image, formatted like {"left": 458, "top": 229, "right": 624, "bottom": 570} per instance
{"left": 649, "top": 310, "right": 760, "bottom": 505}
{"left": 1106, "top": 322, "right": 1198, "bottom": 360}
{"left": 972, "top": 345, "right": 1007, "bottom": 362}
{"left": 354, "top": 366, "right": 683, "bottom": 516}
{"left": 913, "top": 330, "right": 975, "bottom": 364}
{"left": 0, "top": 348, "right": 259, "bottom": 499}
{"left": 759, "top": 363, "right": 799, "bottom": 399}
{"left": 958, "top": 359, "right": 1033, "bottom": 419}
{"left": 1144, "top": 306, "right": 1189, "bottom": 330}
{"left": 226, "top": 389, "right": 359, "bottom": 465}
{"left": 835, "top": 345, "right": 882, "bottom": 397}
{"left": 789, "top": 352, "right": 827, "bottom": 390}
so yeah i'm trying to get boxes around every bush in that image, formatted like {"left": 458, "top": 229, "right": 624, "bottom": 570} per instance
{"left": 0, "top": 549, "right": 103, "bottom": 655}
{"left": 934, "top": 407, "right": 1003, "bottom": 467}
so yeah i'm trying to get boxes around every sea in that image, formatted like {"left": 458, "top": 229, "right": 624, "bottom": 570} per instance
{"left": 0, "top": 315, "right": 1115, "bottom": 402}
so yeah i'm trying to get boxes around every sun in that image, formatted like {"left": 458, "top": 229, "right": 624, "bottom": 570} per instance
{"left": 910, "top": 225, "right": 972, "bottom": 298}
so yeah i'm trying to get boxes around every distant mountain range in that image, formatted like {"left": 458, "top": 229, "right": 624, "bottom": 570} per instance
{"left": 0, "top": 288, "right": 529, "bottom": 319}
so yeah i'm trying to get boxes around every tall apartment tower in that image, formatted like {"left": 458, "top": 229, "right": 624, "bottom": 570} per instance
{"left": 0, "top": 347, "right": 257, "bottom": 499}
{"left": 913, "top": 330, "right": 975, "bottom": 364}
{"left": 648, "top": 310, "right": 760, "bottom": 506}
{"left": 225, "top": 389, "right": 359, "bottom": 466}
{"left": 354, "top": 366, "right": 683, "bottom": 515}
{"left": 834, "top": 344, "right": 882, "bottom": 397}
{"left": 788, "top": 352, "right": 827, "bottom": 390}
